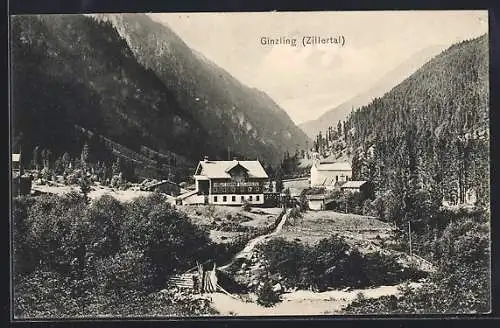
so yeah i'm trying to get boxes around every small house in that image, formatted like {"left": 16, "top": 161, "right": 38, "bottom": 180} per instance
{"left": 263, "top": 192, "right": 280, "bottom": 207}
{"left": 307, "top": 194, "right": 326, "bottom": 211}
{"left": 143, "top": 179, "right": 181, "bottom": 196}
{"left": 340, "top": 180, "right": 374, "bottom": 199}
{"left": 12, "top": 153, "right": 22, "bottom": 175}
{"left": 310, "top": 160, "right": 352, "bottom": 190}
{"left": 12, "top": 153, "right": 32, "bottom": 196}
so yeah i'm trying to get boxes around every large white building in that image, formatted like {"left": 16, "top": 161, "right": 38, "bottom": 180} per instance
{"left": 310, "top": 160, "right": 352, "bottom": 189}
{"left": 176, "top": 157, "right": 269, "bottom": 205}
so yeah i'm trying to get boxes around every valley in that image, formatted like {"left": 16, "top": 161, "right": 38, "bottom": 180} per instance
{"left": 10, "top": 12, "right": 490, "bottom": 318}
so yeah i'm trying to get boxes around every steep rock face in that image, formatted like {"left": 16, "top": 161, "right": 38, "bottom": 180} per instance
{"left": 94, "top": 13, "right": 310, "bottom": 165}
{"left": 11, "top": 14, "right": 217, "bottom": 170}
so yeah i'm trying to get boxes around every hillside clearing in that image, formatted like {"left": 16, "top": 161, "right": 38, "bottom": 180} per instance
{"left": 178, "top": 205, "right": 283, "bottom": 244}
{"left": 277, "top": 210, "right": 393, "bottom": 245}
{"left": 274, "top": 210, "right": 435, "bottom": 272}
{"left": 31, "top": 183, "right": 159, "bottom": 203}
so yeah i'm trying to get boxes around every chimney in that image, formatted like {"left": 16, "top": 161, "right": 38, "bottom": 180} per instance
{"left": 203, "top": 156, "right": 209, "bottom": 162}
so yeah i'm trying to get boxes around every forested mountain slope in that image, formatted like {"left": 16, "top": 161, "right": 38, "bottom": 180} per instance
{"left": 11, "top": 14, "right": 310, "bottom": 183}
{"left": 93, "top": 13, "right": 310, "bottom": 165}
{"left": 316, "top": 34, "right": 489, "bottom": 211}
{"left": 354, "top": 34, "right": 489, "bottom": 206}
{"left": 11, "top": 14, "right": 220, "bottom": 179}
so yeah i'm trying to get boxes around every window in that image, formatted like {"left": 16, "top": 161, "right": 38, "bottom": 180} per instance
{"left": 249, "top": 187, "right": 253, "bottom": 192}
{"left": 336, "top": 175, "right": 339, "bottom": 182}
{"left": 223, "top": 196, "right": 227, "bottom": 202}
{"left": 256, "top": 195, "right": 260, "bottom": 201}
{"left": 249, "top": 195, "right": 253, "bottom": 201}
{"left": 213, "top": 196, "right": 218, "bottom": 202}
{"left": 241, "top": 196, "right": 245, "bottom": 202}
{"left": 232, "top": 196, "right": 236, "bottom": 202}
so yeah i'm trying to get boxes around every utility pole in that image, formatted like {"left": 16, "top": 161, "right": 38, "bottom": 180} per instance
{"left": 408, "top": 221, "right": 413, "bottom": 257}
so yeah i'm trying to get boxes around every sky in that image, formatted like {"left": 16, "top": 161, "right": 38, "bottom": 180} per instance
{"left": 149, "top": 11, "right": 488, "bottom": 125}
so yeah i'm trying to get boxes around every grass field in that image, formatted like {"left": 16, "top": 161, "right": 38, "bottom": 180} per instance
{"left": 178, "top": 205, "right": 282, "bottom": 243}
{"left": 31, "top": 182, "right": 159, "bottom": 203}
{"left": 276, "top": 210, "right": 394, "bottom": 248}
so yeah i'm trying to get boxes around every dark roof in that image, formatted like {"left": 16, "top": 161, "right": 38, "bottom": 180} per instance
{"left": 176, "top": 189, "right": 198, "bottom": 200}
{"left": 144, "top": 180, "right": 179, "bottom": 190}
{"left": 313, "top": 161, "right": 351, "bottom": 171}
{"left": 341, "top": 181, "right": 369, "bottom": 188}
{"left": 307, "top": 194, "right": 325, "bottom": 200}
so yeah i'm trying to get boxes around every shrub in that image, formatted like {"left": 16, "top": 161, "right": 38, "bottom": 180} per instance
{"left": 257, "top": 235, "right": 425, "bottom": 292}
{"left": 12, "top": 196, "right": 37, "bottom": 277}
{"left": 93, "top": 250, "right": 154, "bottom": 296}
{"left": 241, "top": 200, "right": 251, "bottom": 212}
{"left": 12, "top": 192, "right": 222, "bottom": 318}
{"left": 122, "top": 195, "right": 213, "bottom": 288}
{"left": 343, "top": 218, "right": 490, "bottom": 314}
{"left": 86, "top": 195, "right": 125, "bottom": 258}
{"left": 288, "top": 207, "right": 302, "bottom": 220}
{"left": 14, "top": 270, "right": 83, "bottom": 318}
{"left": 256, "top": 280, "right": 281, "bottom": 307}
{"left": 26, "top": 193, "right": 90, "bottom": 275}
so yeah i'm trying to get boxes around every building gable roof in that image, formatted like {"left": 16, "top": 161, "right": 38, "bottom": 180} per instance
{"left": 144, "top": 180, "right": 179, "bottom": 190}
{"left": 341, "top": 180, "right": 368, "bottom": 188}
{"left": 313, "top": 161, "right": 351, "bottom": 171}
{"left": 195, "top": 160, "right": 268, "bottom": 179}
{"left": 176, "top": 189, "right": 198, "bottom": 200}
{"left": 224, "top": 162, "right": 249, "bottom": 174}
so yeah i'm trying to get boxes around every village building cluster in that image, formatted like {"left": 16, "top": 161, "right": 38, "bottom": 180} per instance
{"left": 12, "top": 150, "right": 479, "bottom": 211}
{"left": 306, "top": 159, "right": 371, "bottom": 210}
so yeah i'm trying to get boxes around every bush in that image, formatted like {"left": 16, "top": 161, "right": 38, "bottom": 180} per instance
{"left": 257, "top": 235, "right": 425, "bottom": 292}
{"left": 93, "top": 250, "right": 154, "bottom": 296}
{"left": 12, "top": 196, "right": 37, "bottom": 277}
{"left": 343, "top": 218, "right": 490, "bottom": 314}
{"left": 14, "top": 270, "right": 80, "bottom": 318}
{"left": 86, "top": 195, "right": 125, "bottom": 258}
{"left": 12, "top": 192, "right": 220, "bottom": 317}
{"left": 241, "top": 200, "right": 251, "bottom": 212}
{"left": 122, "top": 195, "right": 213, "bottom": 288}
{"left": 256, "top": 280, "right": 281, "bottom": 307}
{"left": 26, "top": 193, "right": 90, "bottom": 275}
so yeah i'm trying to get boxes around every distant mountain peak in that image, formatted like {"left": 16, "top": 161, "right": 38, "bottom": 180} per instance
{"left": 299, "top": 43, "right": 448, "bottom": 139}
{"left": 98, "top": 13, "right": 310, "bottom": 164}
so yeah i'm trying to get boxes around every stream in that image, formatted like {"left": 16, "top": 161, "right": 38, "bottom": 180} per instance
{"left": 209, "top": 208, "right": 426, "bottom": 315}
{"left": 207, "top": 282, "right": 422, "bottom": 316}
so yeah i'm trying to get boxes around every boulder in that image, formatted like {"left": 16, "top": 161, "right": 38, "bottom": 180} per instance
{"left": 272, "top": 283, "right": 282, "bottom": 292}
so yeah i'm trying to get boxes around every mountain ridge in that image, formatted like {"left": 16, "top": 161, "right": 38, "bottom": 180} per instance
{"left": 92, "top": 13, "right": 311, "bottom": 164}
{"left": 299, "top": 44, "right": 449, "bottom": 139}
{"left": 11, "top": 13, "right": 311, "bottom": 185}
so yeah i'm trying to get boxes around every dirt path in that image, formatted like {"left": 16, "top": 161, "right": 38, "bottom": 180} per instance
{"left": 219, "top": 209, "right": 289, "bottom": 271}
{"left": 208, "top": 282, "right": 421, "bottom": 316}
